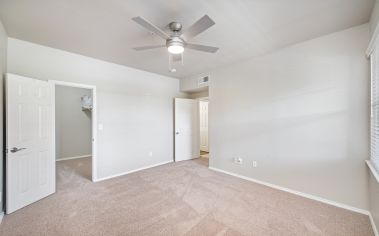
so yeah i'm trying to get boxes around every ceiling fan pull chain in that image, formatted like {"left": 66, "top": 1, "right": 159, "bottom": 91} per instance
{"left": 168, "top": 53, "right": 172, "bottom": 71}
{"left": 168, "top": 53, "right": 176, "bottom": 73}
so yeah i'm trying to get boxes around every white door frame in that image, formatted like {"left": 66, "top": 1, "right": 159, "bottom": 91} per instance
{"left": 199, "top": 99, "right": 209, "bottom": 152}
{"left": 198, "top": 97, "right": 209, "bottom": 102}
{"left": 49, "top": 80, "right": 98, "bottom": 182}
{"left": 197, "top": 96, "right": 209, "bottom": 156}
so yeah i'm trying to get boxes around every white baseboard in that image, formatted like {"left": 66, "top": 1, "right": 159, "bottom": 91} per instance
{"left": 94, "top": 160, "right": 173, "bottom": 182}
{"left": 209, "top": 166, "right": 369, "bottom": 215}
{"left": 369, "top": 212, "right": 379, "bottom": 236}
{"left": 56, "top": 154, "right": 91, "bottom": 161}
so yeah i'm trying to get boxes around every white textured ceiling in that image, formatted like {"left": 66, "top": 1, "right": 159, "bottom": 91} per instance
{"left": 0, "top": 0, "right": 374, "bottom": 79}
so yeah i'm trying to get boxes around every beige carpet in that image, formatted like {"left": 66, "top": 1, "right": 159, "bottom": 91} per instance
{"left": 0, "top": 157, "right": 374, "bottom": 236}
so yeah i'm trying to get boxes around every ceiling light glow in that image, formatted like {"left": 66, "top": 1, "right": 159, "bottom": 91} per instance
{"left": 168, "top": 45, "right": 184, "bottom": 54}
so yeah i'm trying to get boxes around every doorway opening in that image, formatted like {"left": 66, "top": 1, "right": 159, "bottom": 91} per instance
{"left": 5, "top": 75, "right": 98, "bottom": 214}
{"left": 51, "top": 81, "right": 97, "bottom": 182}
{"left": 173, "top": 92, "right": 209, "bottom": 167}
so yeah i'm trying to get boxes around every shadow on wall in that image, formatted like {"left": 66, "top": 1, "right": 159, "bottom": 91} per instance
{"left": 210, "top": 75, "right": 368, "bottom": 208}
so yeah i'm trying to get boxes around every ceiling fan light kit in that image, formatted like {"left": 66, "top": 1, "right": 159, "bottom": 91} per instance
{"left": 166, "top": 37, "right": 185, "bottom": 54}
{"left": 167, "top": 45, "right": 184, "bottom": 54}
{"left": 132, "top": 15, "right": 218, "bottom": 71}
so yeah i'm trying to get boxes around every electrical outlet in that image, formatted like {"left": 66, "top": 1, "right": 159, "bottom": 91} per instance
{"left": 149, "top": 151, "right": 153, "bottom": 157}
{"left": 253, "top": 161, "right": 257, "bottom": 167}
{"left": 234, "top": 157, "right": 243, "bottom": 164}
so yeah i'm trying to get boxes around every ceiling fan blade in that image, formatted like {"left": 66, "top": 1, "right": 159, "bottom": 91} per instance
{"left": 132, "top": 16, "right": 170, "bottom": 40}
{"left": 181, "top": 15, "right": 215, "bottom": 41}
{"left": 186, "top": 43, "right": 219, "bottom": 53}
{"left": 132, "top": 45, "right": 166, "bottom": 51}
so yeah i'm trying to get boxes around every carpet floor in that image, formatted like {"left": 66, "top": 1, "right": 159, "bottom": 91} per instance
{"left": 200, "top": 151, "right": 209, "bottom": 159}
{"left": 0, "top": 157, "right": 374, "bottom": 236}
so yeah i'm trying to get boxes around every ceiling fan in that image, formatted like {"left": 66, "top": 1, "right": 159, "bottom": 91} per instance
{"left": 132, "top": 15, "right": 218, "bottom": 71}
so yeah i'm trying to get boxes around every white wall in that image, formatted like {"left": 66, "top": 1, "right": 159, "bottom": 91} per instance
{"left": 55, "top": 85, "right": 92, "bottom": 160}
{"left": 0, "top": 18, "right": 7, "bottom": 212}
{"left": 208, "top": 24, "right": 370, "bottom": 210}
{"left": 7, "top": 38, "right": 186, "bottom": 180}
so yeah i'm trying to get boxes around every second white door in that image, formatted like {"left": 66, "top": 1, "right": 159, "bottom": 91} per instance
{"left": 174, "top": 98, "right": 199, "bottom": 162}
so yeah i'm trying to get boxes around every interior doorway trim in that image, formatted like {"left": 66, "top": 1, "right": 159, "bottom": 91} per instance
{"left": 198, "top": 97, "right": 209, "bottom": 155}
{"left": 49, "top": 80, "right": 98, "bottom": 182}
{"left": 198, "top": 96, "right": 209, "bottom": 101}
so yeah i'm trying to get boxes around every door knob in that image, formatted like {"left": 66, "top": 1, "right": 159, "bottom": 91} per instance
{"left": 10, "top": 147, "right": 26, "bottom": 153}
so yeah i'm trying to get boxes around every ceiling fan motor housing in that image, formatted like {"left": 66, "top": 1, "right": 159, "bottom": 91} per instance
{"left": 169, "top": 22, "right": 182, "bottom": 32}
{"left": 166, "top": 37, "right": 185, "bottom": 48}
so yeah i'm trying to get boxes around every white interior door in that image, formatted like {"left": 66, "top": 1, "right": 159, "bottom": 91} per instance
{"left": 199, "top": 101, "right": 209, "bottom": 152}
{"left": 6, "top": 74, "right": 55, "bottom": 214}
{"left": 174, "top": 98, "right": 199, "bottom": 162}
